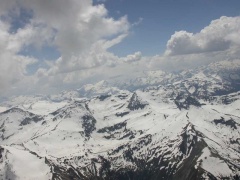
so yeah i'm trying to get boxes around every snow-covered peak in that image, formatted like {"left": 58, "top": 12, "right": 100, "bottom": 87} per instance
{"left": 0, "top": 60, "right": 240, "bottom": 179}
{"left": 48, "top": 90, "right": 80, "bottom": 102}
{"left": 78, "top": 80, "right": 122, "bottom": 97}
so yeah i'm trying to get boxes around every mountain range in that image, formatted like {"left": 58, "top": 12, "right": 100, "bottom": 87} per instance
{"left": 0, "top": 60, "right": 240, "bottom": 180}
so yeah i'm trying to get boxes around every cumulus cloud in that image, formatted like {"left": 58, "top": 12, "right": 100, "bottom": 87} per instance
{"left": 165, "top": 16, "right": 240, "bottom": 56}
{"left": 0, "top": 20, "right": 38, "bottom": 94}
{"left": 0, "top": 0, "right": 130, "bottom": 96}
{"left": 17, "top": 0, "right": 130, "bottom": 72}
{"left": 123, "top": 51, "right": 142, "bottom": 62}
{"left": 1, "top": 0, "right": 240, "bottom": 98}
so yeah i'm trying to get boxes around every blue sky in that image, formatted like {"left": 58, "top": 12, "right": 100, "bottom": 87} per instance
{"left": 99, "top": 0, "right": 240, "bottom": 56}
{"left": 0, "top": 0, "right": 240, "bottom": 97}
{"left": 9, "top": 0, "right": 240, "bottom": 59}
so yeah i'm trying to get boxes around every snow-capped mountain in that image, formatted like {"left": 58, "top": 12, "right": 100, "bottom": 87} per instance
{"left": 77, "top": 80, "right": 122, "bottom": 98}
{"left": 0, "top": 60, "right": 240, "bottom": 180}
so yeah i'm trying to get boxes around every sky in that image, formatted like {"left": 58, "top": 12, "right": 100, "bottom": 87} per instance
{"left": 0, "top": 0, "right": 240, "bottom": 97}
{"left": 100, "top": 0, "right": 240, "bottom": 56}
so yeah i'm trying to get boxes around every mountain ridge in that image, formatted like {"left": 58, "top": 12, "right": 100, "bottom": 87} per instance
{"left": 0, "top": 59, "right": 240, "bottom": 179}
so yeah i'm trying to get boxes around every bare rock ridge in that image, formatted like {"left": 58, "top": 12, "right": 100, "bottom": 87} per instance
{"left": 0, "top": 60, "right": 239, "bottom": 179}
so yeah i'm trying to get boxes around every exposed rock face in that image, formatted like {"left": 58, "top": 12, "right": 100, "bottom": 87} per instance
{"left": 127, "top": 92, "right": 148, "bottom": 110}
{"left": 82, "top": 114, "right": 96, "bottom": 139}
{"left": 213, "top": 117, "right": 239, "bottom": 129}
{"left": 0, "top": 60, "right": 240, "bottom": 179}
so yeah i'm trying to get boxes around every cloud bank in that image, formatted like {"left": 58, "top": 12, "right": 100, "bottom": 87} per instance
{"left": 0, "top": 0, "right": 130, "bottom": 95}
{"left": 0, "top": 0, "right": 240, "bottom": 97}
{"left": 165, "top": 16, "right": 240, "bottom": 56}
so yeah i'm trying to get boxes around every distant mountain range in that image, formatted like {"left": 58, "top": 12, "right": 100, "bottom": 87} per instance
{"left": 0, "top": 60, "right": 240, "bottom": 179}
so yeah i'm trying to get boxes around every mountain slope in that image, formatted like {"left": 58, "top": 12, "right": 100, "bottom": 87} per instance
{"left": 0, "top": 60, "right": 240, "bottom": 179}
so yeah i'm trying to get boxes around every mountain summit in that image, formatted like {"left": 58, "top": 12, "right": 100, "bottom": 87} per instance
{"left": 0, "top": 60, "right": 240, "bottom": 179}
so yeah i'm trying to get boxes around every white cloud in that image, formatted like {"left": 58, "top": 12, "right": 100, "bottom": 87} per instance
{"left": 0, "top": 0, "right": 16, "bottom": 16}
{"left": 123, "top": 51, "right": 142, "bottom": 62}
{"left": 0, "top": 0, "right": 240, "bottom": 98}
{"left": 14, "top": 0, "right": 129, "bottom": 73}
{"left": 165, "top": 16, "right": 240, "bottom": 56}
{"left": 132, "top": 17, "right": 143, "bottom": 27}
{"left": 26, "top": 14, "right": 240, "bottom": 95}
{"left": 0, "top": 20, "right": 38, "bottom": 94}
{"left": 0, "top": 0, "right": 130, "bottom": 96}
{"left": 102, "top": 33, "right": 128, "bottom": 50}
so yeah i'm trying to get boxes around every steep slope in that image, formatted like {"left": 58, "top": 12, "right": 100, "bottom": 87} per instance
{"left": 0, "top": 108, "right": 44, "bottom": 144}
{"left": 0, "top": 145, "right": 51, "bottom": 180}
{"left": 0, "top": 60, "right": 239, "bottom": 179}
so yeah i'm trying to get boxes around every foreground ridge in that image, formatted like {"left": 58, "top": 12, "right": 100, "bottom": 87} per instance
{"left": 0, "top": 60, "right": 240, "bottom": 179}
